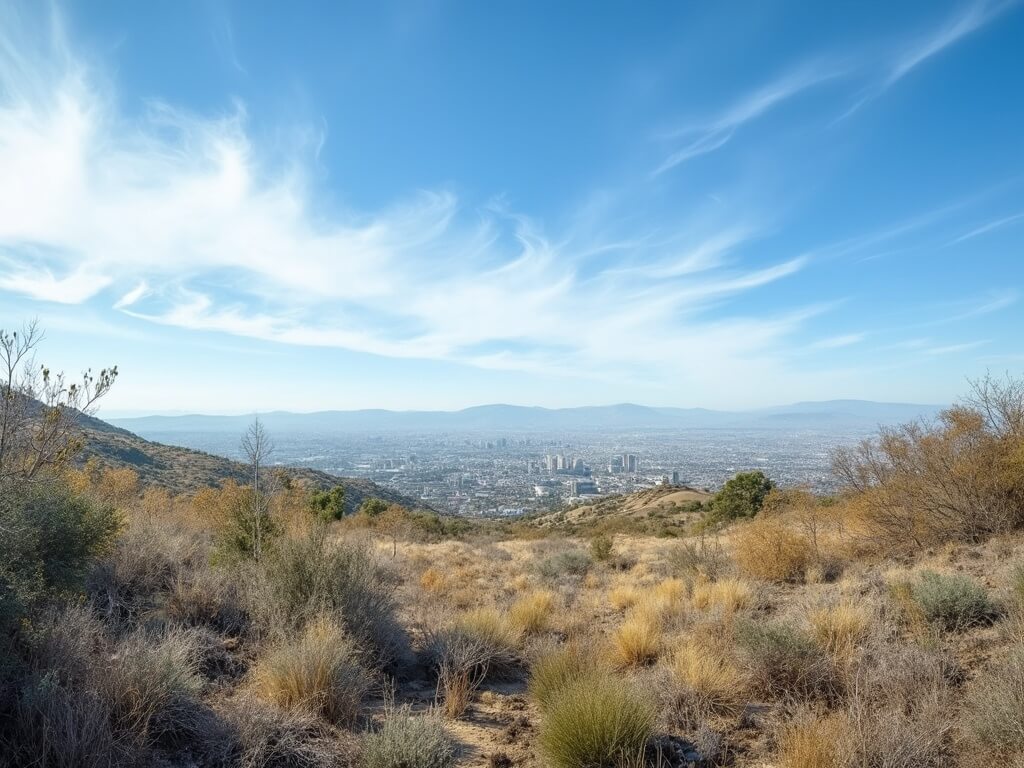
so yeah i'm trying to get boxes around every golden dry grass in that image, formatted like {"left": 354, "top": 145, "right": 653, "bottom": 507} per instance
{"left": 420, "top": 567, "right": 446, "bottom": 592}
{"left": 777, "top": 711, "right": 852, "bottom": 768}
{"left": 670, "top": 641, "right": 747, "bottom": 718}
{"left": 610, "top": 612, "right": 661, "bottom": 668}
{"left": 509, "top": 589, "right": 556, "bottom": 635}
{"left": 608, "top": 585, "right": 641, "bottom": 611}
{"left": 809, "top": 601, "right": 871, "bottom": 659}
{"left": 250, "top": 617, "right": 370, "bottom": 724}
{"left": 691, "top": 577, "right": 753, "bottom": 613}
{"left": 732, "top": 517, "right": 813, "bottom": 582}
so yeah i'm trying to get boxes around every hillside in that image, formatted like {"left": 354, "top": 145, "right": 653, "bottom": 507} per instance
{"left": 75, "top": 410, "right": 420, "bottom": 513}
{"left": 530, "top": 484, "right": 712, "bottom": 532}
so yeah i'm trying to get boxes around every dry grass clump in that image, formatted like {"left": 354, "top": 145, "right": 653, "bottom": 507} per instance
{"left": 668, "top": 641, "right": 747, "bottom": 725}
{"left": 809, "top": 601, "right": 871, "bottom": 659}
{"left": 509, "top": 589, "right": 555, "bottom": 635}
{"left": 962, "top": 646, "right": 1024, "bottom": 759}
{"left": 420, "top": 567, "right": 446, "bottom": 593}
{"left": 732, "top": 518, "right": 812, "bottom": 582}
{"left": 608, "top": 585, "right": 641, "bottom": 611}
{"left": 529, "top": 643, "right": 601, "bottom": 712}
{"left": 99, "top": 627, "right": 215, "bottom": 753}
{"left": 735, "top": 620, "right": 841, "bottom": 703}
{"left": 250, "top": 617, "right": 371, "bottom": 725}
{"left": 538, "top": 672, "right": 655, "bottom": 768}
{"left": 457, "top": 607, "right": 522, "bottom": 657}
{"left": 653, "top": 577, "right": 687, "bottom": 607}
{"left": 361, "top": 706, "right": 454, "bottom": 768}
{"left": 777, "top": 710, "right": 853, "bottom": 768}
{"left": 165, "top": 567, "right": 248, "bottom": 635}
{"left": 611, "top": 611, "right": 662, "bottom": 668}
{"left": 428, "top": 613, "right": 520, "bottom": 718}
{"left": 691, "top": 577, "right": 753, "bottom": 613}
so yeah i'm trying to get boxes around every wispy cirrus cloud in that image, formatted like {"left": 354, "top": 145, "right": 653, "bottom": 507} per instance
{"left": 951, "top": 211, "right": 1024, "bottom": 243}
{"left": 653, "top": 65, "right": 846, "bottom": 175}
{"left": 0, "top": 6, "right": 818, "bottom": 393}
{"left": 837, "top": 0, "right": 1019, "bottom": 119}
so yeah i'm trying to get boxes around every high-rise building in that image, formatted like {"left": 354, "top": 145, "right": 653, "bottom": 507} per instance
{"left": 622, "top": 453, "right": 638, "bottom": 473}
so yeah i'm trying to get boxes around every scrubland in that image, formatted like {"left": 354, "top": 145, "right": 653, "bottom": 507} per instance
{"left": 4, "top": 374, "right": 1024, "bottom": 767}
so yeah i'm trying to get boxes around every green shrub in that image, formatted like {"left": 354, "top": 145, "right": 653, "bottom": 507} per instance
{"left": 537, "top": 550, "right": 592, "bottom": 580}
{"left": 735, "top": 620, "right": 840, "bottom": 703}
{"left": 704, "top": 471, "right": 774, "bottom": 525}
{"left": 908, "top": 570, "right": 996, "bottom": 631}
{"left": 528, "top": 643, "right": 599, "bottom": 713}
{"left": 309, "top": 486, "right": 346, "bottom": 522}
{"left": 589, "top": 535, "right": 614, "bottom": 563}
{"left": 253, "top": 528, "right": 406, "bottom": 667}
{"left": 361, "top": 707, "right": 454, "bottom": 768}
{"left": 962, "top": 646, "right": 1024, "bottom": 756}
{"left": 0, "top": 479, "right": 120, "bottom": 630}
{"left": 538, "top": 672, "right": 654, "bottom": 768}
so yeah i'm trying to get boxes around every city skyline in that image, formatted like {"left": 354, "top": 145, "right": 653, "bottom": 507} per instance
{"left": 1, "top": 1, "right": 1022, "bottom": 413}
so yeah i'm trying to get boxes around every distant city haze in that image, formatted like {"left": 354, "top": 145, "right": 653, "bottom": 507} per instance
{"left": 112, "top": 399, "right": 941, "bottom": 516}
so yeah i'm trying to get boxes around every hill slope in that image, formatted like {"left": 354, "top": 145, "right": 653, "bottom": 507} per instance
{"left": 76, "top": 411, "right": 419, "bottom": 513}
{"left": 529, "top": 484, "right": 713, "bottom": 532}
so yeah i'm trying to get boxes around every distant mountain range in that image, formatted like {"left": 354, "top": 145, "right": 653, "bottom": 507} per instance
{"left": 109, "top": 399, "right": 944, "bottom": 434}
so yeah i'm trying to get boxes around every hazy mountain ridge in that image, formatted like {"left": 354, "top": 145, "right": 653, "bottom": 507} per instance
{"left": 109, "top": 399, "right": 944, "bottom": 434}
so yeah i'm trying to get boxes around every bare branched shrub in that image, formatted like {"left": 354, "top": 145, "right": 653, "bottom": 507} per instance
{"left": 962, "top": 646, "right": 1024, "bottom": 759}
{"left": 832, "top": 374, "right": 1024, "bottom": 549}
{"left": 667, "top": 537, "right": 730, "bottom": 583}
{"left": 735, "top": 620, "right": 841, "bottom": 704}
{"left": 844, "top": 644, "right": 957, "bottom": 767}
{"left": 222, "top": 694, "right": 353, "bottom": 768}
{"left": 426, "top": 617, "right": 517, "bottom": 718}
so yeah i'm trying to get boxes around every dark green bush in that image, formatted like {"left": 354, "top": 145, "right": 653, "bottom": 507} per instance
{"left": 0, "top": 479, "right": 120, "bottom": 631}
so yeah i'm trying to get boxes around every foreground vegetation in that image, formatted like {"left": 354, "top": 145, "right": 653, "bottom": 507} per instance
{"left": 3, "top": 326, "right": 1024, "bottom": 767}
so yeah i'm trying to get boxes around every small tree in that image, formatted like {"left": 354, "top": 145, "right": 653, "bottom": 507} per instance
{"left": 706, "top": 471, "right": 775, "bottom": 525}
{"left": 310, "top": 485, "right": 347, "bottom": 522}
{"left": 0, "top": 321, "right": 117, "bottom": 484}
{"left": 377, "top": 504, "right": 412, "bottom": 557}
{"left": 359, "top": 497, "right": 389, "bottom": 517}
{"left": 230, "top": 417, "right": 278, "bottom": 562}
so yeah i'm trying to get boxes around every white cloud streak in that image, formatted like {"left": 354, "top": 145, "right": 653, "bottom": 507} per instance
{"left": 654, "top": 65, "right": 846, "bottom": 175}
{"left": 0, "top": 7, "right": 819, "bottom": 393}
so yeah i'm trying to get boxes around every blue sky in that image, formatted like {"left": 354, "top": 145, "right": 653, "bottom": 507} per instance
{"left": 0, "top": 0, "right": 1022, "bottom": 415}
